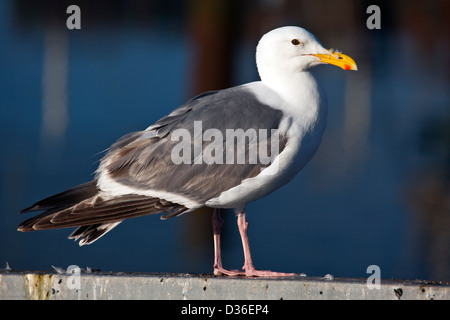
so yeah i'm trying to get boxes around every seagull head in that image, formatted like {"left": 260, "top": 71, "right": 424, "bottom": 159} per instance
{"left": 256, "top": 26, "right": 357, "bottom": 79}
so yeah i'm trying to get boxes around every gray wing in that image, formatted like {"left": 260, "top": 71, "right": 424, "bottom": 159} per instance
{"left": 101, "top": 86, "right": 288, "bottom": 205}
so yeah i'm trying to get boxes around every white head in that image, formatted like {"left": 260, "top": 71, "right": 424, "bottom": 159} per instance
{"left": 256, "top": 26, "right": 357, "bottom": 83}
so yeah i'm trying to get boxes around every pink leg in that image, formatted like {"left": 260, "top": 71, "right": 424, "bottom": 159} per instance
{"left": 212, "top": 207, "right": 296, "bottom": 277}
{"left": 237, "top": 209, "right": 296, "bottom": 277}
{"left": 212, "top": 208, "right": 242, "bottom": 276}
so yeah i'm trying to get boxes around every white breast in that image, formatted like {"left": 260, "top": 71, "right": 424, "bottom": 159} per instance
{"left": 205, "top": 76, "right": 328, "bottom": 209}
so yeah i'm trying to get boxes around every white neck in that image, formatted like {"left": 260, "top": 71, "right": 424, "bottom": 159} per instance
{"left": 258, "top": 68, "right": 327, "bottom": 135}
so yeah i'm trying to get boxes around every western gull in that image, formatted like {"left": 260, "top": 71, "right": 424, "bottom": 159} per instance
{"left": 18, "top": 26, "right": 357, "bottom": 277}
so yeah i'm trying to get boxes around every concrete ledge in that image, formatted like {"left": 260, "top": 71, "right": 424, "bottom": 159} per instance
{"left": 1, "top": 271, "right": 449, "bottom": 300}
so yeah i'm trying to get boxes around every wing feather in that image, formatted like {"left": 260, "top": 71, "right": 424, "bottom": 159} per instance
{"left": 99, "top": 86, "right": 287, "bottom": 203}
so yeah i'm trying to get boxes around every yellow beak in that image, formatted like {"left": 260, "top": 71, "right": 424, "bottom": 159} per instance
{"left": 311, "top": 50, "right": 358, "bottom": 71}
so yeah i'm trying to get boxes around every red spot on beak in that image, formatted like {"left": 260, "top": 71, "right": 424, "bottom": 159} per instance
{"left": 344, "top": 64, "right": 351, "bottom": 70}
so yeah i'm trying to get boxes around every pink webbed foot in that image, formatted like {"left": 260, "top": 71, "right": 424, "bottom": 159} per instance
{"left": 214, "top": 265, "right": 295, "bottom": 277}
{"left": 213, "top": 266, "right": 244, "bottom": 276}
{"left": 241, "top": 264, "right": 296, "bottom": 277}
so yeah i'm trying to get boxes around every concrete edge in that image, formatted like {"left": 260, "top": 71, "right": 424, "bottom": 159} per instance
{"left": 1, "top": 270, "right": 449, "bottom": 300}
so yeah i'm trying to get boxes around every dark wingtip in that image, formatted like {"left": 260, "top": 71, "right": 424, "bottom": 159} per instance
{"left": 18, "top": 180, "right": 98, "bottom": 215}
{"left": 19, "top": 205, "right": 40, "bottom": 214}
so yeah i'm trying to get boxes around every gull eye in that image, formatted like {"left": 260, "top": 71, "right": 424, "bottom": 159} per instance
{"left": 291, "top": 39, "right": 301, "bottom": 46}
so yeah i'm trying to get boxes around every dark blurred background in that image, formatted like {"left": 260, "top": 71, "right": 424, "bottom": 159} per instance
{"left": 0, "top": 0, "right": 449, "bottom": 281}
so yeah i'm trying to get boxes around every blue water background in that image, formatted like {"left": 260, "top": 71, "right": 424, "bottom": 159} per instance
{"left": 1, "top": 1, "right": 449, "bottom": 281}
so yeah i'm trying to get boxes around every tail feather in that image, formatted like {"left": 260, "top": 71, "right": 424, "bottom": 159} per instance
{"left": 18, "top": 180, "right": 188, "bottom": 244}
{"left": 68, "top": 222, "right": 121, "bottom": 246}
